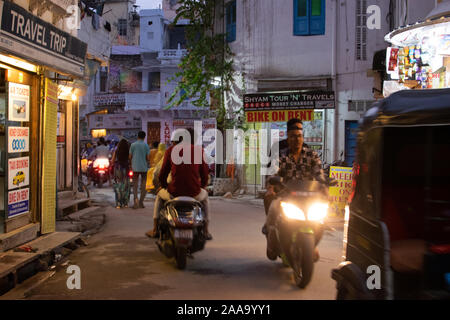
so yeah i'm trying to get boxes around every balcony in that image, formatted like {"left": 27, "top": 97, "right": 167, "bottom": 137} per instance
{"left": 125, "top": 92, "right": 161, "bottom": 111}
{"left": 157, "top": 49, "right": 187, "bottom": 64}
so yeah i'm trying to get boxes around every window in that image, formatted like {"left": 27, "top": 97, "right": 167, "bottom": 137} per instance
{"left": 118, "top": 19, "right": 127, "bottom": 36}
{"left": 356, "top": 0, "right": 368, "bottom": 60}
{"left": 100, "top": 68, "right": 108, "bottom": 92}
{"left": 348, "top": 100, "right": 374, "bottom": 112}
{"left": 293, "top": 0, "right": 325, "bottom": 36}
{"left": 148, "top": 72, "right": 160, "bottom": 91}
{"left": 226, "top": 1, "right": 236, "bottom": 42}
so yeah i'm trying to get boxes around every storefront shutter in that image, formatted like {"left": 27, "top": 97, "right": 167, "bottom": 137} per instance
{"left": 309, "top": 0, "right": 325, "bottom": 35}
{"left": 294, "top": 0, "right": 309, "bottom": 36}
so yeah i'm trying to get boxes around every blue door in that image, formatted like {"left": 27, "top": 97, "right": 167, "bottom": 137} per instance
{"left": 345, "top": 121, "right": 359, "bottom": 167}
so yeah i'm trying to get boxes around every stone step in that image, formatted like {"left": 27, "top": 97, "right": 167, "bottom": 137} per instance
{"left": 0, "top": 231, "right": 80, "bottom": 296}
{"left": 57, "top": 198, "right": 91, "bottom": 218}
{"left": 0, "top": 223, "right": 40, "bottom": 253}
{"left": 59, "top": 206, "right": 101, "bottom": 222}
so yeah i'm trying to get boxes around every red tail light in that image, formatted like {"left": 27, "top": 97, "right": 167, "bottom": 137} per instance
{"left": 129, "top": 171, "right": 133, "bottom": 177}
{"left": 430, "top": 244, "right": 450, "bottom": 254}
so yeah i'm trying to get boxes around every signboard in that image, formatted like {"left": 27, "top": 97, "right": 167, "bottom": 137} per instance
{"left": 89, "top": 113, "right": 142, "bottom": 129}
{"left": 243, "top": 91, "right": 335, "bottom": 112}
{"left": 8, "top": 82, "right": 30, "bottom": 121}
{"left": 246, "top": 109, "right": 315, "bottom": 123}
{"left": 8, "top": 126, "right": 29, "bottom": 153}
{"left": 328, "top": 166, "right": 353, "bottom": 216}
{"left": 0, "top": 0, "right": 86, "bottom": 76}
{"left": 303, "top": 111, "right": 324, "bottom": 143}
{"left": 8, "top": 188, "right": 29, "bottom": 217}
{"left": 94, "top": 93, "right": 126, "bottom": 107}
{"left": 8, "top": 156, "right": 29, "bottom": 190}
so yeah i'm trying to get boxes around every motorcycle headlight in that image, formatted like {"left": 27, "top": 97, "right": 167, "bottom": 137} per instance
{"left": 307, "top": 202, "right": 328, "bottom": 222}
{"left": 281, "top": 202, "right": 306, "bottom": 221}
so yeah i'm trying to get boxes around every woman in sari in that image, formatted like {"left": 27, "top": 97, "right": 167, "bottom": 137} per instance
{"left": 111, "top": 139, "right": 131, "bottom": 208}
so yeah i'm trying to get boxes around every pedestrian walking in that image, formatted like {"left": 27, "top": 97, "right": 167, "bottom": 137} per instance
{"left": 111, "top": 139, "right": 131, "bottom": 208}
{"left": 129, "top": 131, "right": 151, "bottom": 209}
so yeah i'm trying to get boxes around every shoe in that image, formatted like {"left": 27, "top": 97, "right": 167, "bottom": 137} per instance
{"left": 266, "top": 229, "right": 278, "bottom": 261}
{"left": 145, "top": 230, "right": 158, "bottom": 238}
{"left": 133, "top": 201, "right": 139, "bottom": 209}
{"left": 262, "top": 225, "right": 268, "bottom": 235}
{"left": 205, "top": 233, "right": 213, "bottom": 241}
{"left": 139, "top": 203, "right": 145, "bottom": 208}
{"left": 314, "top": 247, "right": 320, "bottom": 262}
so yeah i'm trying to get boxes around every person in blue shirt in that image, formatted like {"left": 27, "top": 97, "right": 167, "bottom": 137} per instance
{"left": 129, "top": 131, "right": 151, "bottom": 209}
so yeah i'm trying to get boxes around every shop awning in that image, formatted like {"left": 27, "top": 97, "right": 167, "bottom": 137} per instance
{"left": 385, "top": 3, "right": 450, "bottom": 47}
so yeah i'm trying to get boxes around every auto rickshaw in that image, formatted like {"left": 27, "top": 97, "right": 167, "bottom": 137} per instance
{"left": 331, "top": 89, "right": 450, "bottom": 300}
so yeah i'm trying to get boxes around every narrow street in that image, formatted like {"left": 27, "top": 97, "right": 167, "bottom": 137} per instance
{"left": 24, "top": 187, "right": 343, "bottom": 300}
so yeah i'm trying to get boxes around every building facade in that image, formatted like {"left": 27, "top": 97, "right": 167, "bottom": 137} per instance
{"left": 217, "top": 0, "right": 393, "bottom": 190}
{"left": 0, "top": 0, "right": 89, "bottom": 249}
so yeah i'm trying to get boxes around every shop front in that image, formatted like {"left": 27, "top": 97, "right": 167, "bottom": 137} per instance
{"left": 242, "top": 91, "right": 335, "bottom": 189}
{"left": 0, "top": 0, "right": 87, "bottom": 246}
{"left": 384, "top": 6, "right": 450, "bottom": 95}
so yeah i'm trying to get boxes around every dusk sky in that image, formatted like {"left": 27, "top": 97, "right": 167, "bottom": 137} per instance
{"left": 136, "top": 0, "right": 162, "bottom": 10}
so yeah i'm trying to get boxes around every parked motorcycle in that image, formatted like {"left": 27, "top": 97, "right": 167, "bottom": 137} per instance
{"left": 89, "top": 158, "right": 110, "bottom": 188}
{"left": 156, "top": 196, "right": 207, "bottom": 269}
{"left": 266, "top": 177, "right": 328, "bottom": 288}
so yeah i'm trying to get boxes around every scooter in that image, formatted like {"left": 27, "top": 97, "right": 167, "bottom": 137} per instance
{"left": 266, "top": 177, "right": 329, "bottom": 288}
{"left": 156, "top": 197, "right": 207, "bottom": 269}
{"left": 89, "top": 157, "right": 110, "bottom": 188}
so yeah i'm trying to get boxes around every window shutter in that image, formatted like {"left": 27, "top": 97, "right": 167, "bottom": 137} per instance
{"left": 310, "top": 0, "right": 325, "bottom": 35}
{"left": 226, "top": 1, "right": 236, "bottom": 42}
{"left": 294, "top": 0, "right": 309, "bottom": 35}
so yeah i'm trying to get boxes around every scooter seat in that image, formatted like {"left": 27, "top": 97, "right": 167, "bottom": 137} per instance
{"left": 165, "top": 196, "right": 201, "bottom": 206}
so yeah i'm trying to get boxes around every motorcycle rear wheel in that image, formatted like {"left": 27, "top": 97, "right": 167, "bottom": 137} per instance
{"left": 175, "top": 247, "right": 187, "bottom": 270}
{"left": 293, "top": 233, "right": 315, "bottom": 288}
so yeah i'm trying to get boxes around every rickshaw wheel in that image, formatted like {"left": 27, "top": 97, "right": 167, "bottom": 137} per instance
{"left": 293, "top": 234, "right": 315, "bottom": 288}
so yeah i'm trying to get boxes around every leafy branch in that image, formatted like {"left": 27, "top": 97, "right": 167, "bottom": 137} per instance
{"left": 165, "top": 0, "right": 235, "bottom": 130}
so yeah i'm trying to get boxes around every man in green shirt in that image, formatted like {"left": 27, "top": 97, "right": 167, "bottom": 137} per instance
{"left": 129, "top": 131, "right": 151, "bottom": 209}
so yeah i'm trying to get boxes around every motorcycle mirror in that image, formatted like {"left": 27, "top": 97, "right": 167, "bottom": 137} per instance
{"left": 268, "top": 176, "right": 283, "bottom": 185}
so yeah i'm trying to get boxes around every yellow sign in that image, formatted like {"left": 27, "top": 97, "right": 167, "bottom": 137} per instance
{"left": 41, "top": 79, "right": 58, "bottom": 234}
{"left": 328, "top": 166, "right": 353, "bottom": 216}
{"left": 246, "top": 109, "right": 315, "bottom": 123}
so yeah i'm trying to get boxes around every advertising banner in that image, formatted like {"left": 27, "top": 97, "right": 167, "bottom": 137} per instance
{"left": 8, "top": 156, "right": 29, "bottom": 190}
{"left": 246, "top": 109, "right": 315, "bottom": 123}
{"left": 244, "top": 91, "right": 335, "bottom": 112}
{"left": 8, "top": 82, "right": 30, "bottom": 121}
{"left": 8, "top": 126, "right": 29, "bottom": 153}
{"left": 328, "top": 166, "right": 353, "bottom": 216}
{"left": 8, "top": 188, "right": 29, "bottom": 217}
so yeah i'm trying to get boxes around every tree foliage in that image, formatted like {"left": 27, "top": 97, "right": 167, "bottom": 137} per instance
{"left": 166, "top": 0, "right": 235, "bottom": 129}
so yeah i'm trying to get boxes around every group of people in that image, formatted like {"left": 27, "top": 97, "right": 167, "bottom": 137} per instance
{"left": 81, "top": 118, "right": 326, "bottom": 253}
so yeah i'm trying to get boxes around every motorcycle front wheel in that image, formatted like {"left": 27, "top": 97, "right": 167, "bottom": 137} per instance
{"left": 175, "top": 247, "right": 187, "bottom": 270}
{"left": 292, "top": 233, "right": 315, "bottom": 288}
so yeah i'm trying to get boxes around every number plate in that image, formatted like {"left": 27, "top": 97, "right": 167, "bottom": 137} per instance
{"left": 174, "top": 229, "right": 193, "bottom": 239}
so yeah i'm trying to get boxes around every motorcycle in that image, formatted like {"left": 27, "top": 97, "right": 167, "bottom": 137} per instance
{"left": 266, "top": 177, "right": 329, "bottom": 288}
{"left": 156, "top": 196, "right": 207, "bottom": 269}
{"left": 89, "top": 157, "right": 110, "bottom": 188}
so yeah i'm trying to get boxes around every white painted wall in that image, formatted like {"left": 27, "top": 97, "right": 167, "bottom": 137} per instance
{"left": 229, "top": 0, "right": 334, "bottom": 78}
{"left": 140, "top": 9, "right": 165, "bottom": 52}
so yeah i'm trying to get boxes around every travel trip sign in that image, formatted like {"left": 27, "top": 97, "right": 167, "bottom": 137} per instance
{"left": 243, "top": 91, "right": 335, "bottom": 111}
{"left": 8, "top": 126, "right": 29, "bottom": 153}
{"left": 8, "top": 156, "right": 29, "bottom": 190}
{"left": 8, "top": 188, "right": 29, "bottom": 217}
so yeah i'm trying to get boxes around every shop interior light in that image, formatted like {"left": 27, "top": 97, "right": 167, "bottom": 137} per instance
{"left": 0, "top": 54, "right": 37, "bottom": 72}
{"left": 71, "top": 92, "right": 77, "bottom": 101}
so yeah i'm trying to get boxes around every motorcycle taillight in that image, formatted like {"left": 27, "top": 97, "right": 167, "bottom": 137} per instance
{"left": 129, "top": 171, "right": 133, "bottom": 177}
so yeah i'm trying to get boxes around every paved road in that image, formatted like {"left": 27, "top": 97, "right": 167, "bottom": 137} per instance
{"left": 25, "top": 187, "right": 343, "bottom": 300}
